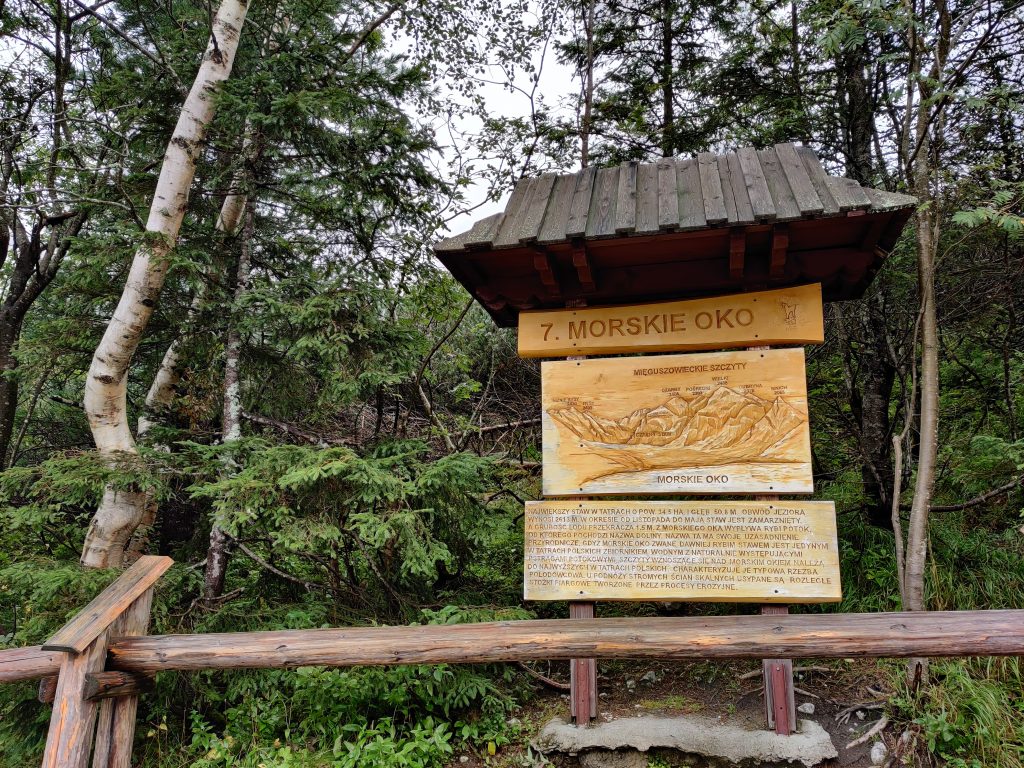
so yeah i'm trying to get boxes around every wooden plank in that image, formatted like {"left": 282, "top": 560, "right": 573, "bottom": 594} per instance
{"left": 729, "top": 228, "right": 745, "bottom": 280}
{"left": 634, "top": 162, "right": 660, "bottom": 234}
{"left": 533, "top": 250, "right": 560, "bottom": 293}
{"left": 524, "top": 500, "right": 841, "bottom": 602}
{"left": 698, "top": 152, "right": 728, "bottom": 224}
{"left": 517, "top": 284, "right": 824, "bottom": 357}
{"left": 757, "top": 148, "right": 802, "bottom": 221}
{"left": 43, "top": 555, "right": 172, "bottom": 654}
{"left": 571, "top": 245, "right": 595, "bottom": 292}
{"left": 657, "top": 159, "right": 679, "bottom": 230}
{"left": 460, "top": 213, "right": 503, "bottom": 249}
{"left": 614, "top": 162, "right": 638, "bottom": 233}
{"left": 725, "top": 152, "right": 756, "bottom": 225}
{"left": 825, "top": 176, "right": 870, "bottom": 212}
{"left": 566, "top": 166, "right": 597, "bottom": 239}
{"left": 514, "top": 173, "right": 557, "bottom": 243}
{"left": 541, "top": 348, "right": 813, "bottom": 496}
{"left": 718, "top": 156, "right": 738, "bottom": 223}
{"left": 538, "top": 175, "right": 578, "bottom": 244}
{"left": 94, "top": 589, "right": 154, "bottom": 768}
{"left": 585, "top": 166, "right": 620, "bottom": 238}
{"left": 770, "top": 224, "right": 789, "bottom": 279}
{"left": 493, "top": 177, "right": 537, "bottom": 248}
{"left": 795, "top": 145, "right": 839, "bottom": 215}
{"left": 0, "top": 645, "right": 62, "bottom": 682}
{"left": 736, "top": 147, "right": 776, "bottom": 220}
{"left": 92, "top": 686, "right": 115, "bottom": 768}
{"left": 773, "top": 143, "right": 823, "bottom": 215}
{"left": 41, "top": 631, "right": 108, "bottom": 768}
{"left": 675, "top": 158, "right": 706, "bottom": 231}
{"left": 108, "top": 610, "right": 1024, "bottom": 672}
{"left": 84, "top": 671, "right": 154, "bottom": 702}
{"left": 839, "top": 176, "right": 873, "bottom": 209}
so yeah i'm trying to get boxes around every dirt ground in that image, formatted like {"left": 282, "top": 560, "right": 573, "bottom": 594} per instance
{"left": 451, "top": 659, "right": 896, "bottom": 767}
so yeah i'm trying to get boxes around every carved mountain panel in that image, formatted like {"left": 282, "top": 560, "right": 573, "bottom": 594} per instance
{"left": 542, "top": 349, "right": 813, "bottom": 495}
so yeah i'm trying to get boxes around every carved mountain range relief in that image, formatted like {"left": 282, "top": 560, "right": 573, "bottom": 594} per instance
{"left": 541, "top": 348, "right": 814, "bottom": 495}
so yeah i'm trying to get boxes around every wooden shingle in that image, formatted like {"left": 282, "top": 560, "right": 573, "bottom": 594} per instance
{"left": 434, "top": 143, "right": 917, "bottom": 325}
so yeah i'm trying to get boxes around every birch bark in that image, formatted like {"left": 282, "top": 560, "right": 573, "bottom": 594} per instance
{"left": 204, "top": 202, "right": 255, "bottom": 599}
{"left": 81, "top": 0, "right": 250, "bottom": 568}
{"left": 124, "top": 154, "right": 251, "bottom": 560}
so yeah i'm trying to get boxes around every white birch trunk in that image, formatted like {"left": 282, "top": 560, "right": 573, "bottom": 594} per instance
{"left": 81, "top": 0, "right": 250, "bottom": 569}
{"left": 125, "top": 141, "right": 253, "bottom": 560}
{"left": 204, "top": 204, "right": 255, "bottom": 598}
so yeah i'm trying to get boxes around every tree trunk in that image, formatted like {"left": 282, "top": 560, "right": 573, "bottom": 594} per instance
{"left": 904, "top": 191, "right": 938, "bottom": 613}
{"left": 839, "top": 43, "right": 873, "bottom": 185}
{"left": 580, "top": 0, "right": 595, "bottom": 168}
{"left": 204, "top": 204, "right": 255, "bottom": 599}
{"left": 660, "top": 0, "right": 674, "bottom": 157}
{"left": 0, "top": 314, "right": 24, "bottom": 466}
{"left": 125, "top": 140, "right": 253, "bottom": 562}
{"left": 859, "top": 299, "right": 897, "bottom": 528}
{"left": 81, "top": 0, "right": 250, "bottom": 569}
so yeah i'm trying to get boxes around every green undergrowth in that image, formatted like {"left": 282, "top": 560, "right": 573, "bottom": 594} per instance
{"left": 149, "top": 606, "right": 535, "bottom": 768}
{"left": 4, "top": 475, "right": 1024, "bottom": 766}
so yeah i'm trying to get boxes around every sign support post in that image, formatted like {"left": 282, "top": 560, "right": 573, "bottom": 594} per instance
{"left": 566, "top": 299, "right": 596, "bottom": 726}
{"left": 751, "top": 343, "right": 797, "bottom": 736}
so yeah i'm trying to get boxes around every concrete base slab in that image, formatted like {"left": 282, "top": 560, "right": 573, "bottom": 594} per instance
{"left": 535, "top": 715, "right": 838, "bottom": 767}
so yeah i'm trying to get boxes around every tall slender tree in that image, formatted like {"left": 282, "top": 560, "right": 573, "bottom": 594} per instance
{"left": 81, "top": 0, "right": 250, "bottom": 568}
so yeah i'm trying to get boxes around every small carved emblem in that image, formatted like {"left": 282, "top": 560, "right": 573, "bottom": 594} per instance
{"left": 780, "top": 300, "right": 798, "bottom": 326}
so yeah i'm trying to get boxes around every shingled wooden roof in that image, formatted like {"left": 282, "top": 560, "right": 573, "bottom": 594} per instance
{"left": 436, "top": 143, "right": 916, "bottom": 326}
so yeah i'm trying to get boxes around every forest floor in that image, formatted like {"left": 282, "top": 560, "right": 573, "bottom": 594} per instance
{"left": 454, "top": 659, "right": 893, "bottom": 767}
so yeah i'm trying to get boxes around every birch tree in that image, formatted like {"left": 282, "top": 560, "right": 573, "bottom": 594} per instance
{"left": 80, "top": 0, "right": 250, "bottom": 568}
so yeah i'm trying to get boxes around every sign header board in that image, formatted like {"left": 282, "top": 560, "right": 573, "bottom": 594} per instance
{"left": 542, "top": 348, "right": 813, "bottom": 496}
{"left": 517, "top": 284, "right": 824, "bottom": 358}
{"left": 524, "top": 500, "right": 841, "bottom": 603}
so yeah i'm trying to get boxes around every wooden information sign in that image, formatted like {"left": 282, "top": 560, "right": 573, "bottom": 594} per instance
{"left": 518, "top": 284, "right": 824, "bottom": 358}
{"left": 524, "top": 500, "right": 841, "bottom": 603}
{"left": 542, "top": 348, "right": 813, "bottom": 496}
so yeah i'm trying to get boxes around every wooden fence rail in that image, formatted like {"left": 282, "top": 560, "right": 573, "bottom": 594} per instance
{"left": 0, "top": 645, "right": 62, "bottom": 682}
{"left": 6, "top": 609, "right": 1024, "bottom": 685}
{"left": 103, "top": 610, "right": 1024, "bottom": 672}
{"left": 4, "top": 557, "right": 1024, "bottom": 768}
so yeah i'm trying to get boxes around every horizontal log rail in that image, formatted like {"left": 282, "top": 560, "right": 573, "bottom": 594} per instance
{"left": 107, "top": 610, "right": 1024, "bottom": 673}
{"left": 36, "top": 672, "right": 155, "bottom": 704}
{"left": 0, "top": 645, "right": 63, "bottom": 682}
{"left": 5, "top": 609, "right": 1024, "bottom": 685}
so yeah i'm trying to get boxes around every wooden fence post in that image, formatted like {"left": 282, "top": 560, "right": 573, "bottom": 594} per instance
{"left": 41, "top": 631, "right": 109, "bottom": 768}
{"left": 39, "top": 555, "right": 172, "bottom": 768}
{"left": 91, "top": 587, "right": 155, "bottom": 768}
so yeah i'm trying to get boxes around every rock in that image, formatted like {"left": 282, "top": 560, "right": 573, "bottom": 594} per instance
{"left": 856, "top": 710, "right": 866, "bottom": 721}
{"left": 625, "top": 679, "right": 636, "bottom": 692}
{"left": 640, "top": 671, "right": 658, "bottom": 684}
{"left": 458, "top": 756, "right": 469, "bottom": 764}
{"left": 870, "top": 741, "right": 889, "bottom": 765}
{"left": 579, "top": 750, "right": 647, "bottom": 768}
{"left": 536, "top": 715, "right": 838, "bottom": 766}
{"left": 797, "top": 702, "right": 815, "bottom": 715}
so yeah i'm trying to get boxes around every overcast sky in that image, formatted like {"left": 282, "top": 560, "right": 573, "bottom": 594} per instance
{"left": 433, "top": 19, "right": 580, "bottom": 239}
